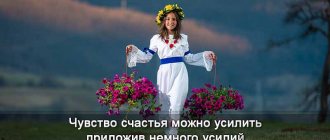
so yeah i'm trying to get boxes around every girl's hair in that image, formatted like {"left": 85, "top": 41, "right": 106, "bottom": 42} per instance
{"left": 158, "top": 11, "right": 182, "bottom": 40}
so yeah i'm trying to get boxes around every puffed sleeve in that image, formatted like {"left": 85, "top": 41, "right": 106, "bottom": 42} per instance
{"left": 182, "top": 35, "right": 213, "bottom": 71}
{"left": 126, "top": 35, "right": 158, "bottom": 67}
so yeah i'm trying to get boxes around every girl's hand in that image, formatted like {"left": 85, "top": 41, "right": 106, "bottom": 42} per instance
{"left": 208, "top": 51, "right": 217, "bottom": 65}
{"left": 126, "top": 45, "right": 133, "bottom": 55}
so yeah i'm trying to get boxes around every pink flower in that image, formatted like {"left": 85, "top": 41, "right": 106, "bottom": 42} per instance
{"left": 114, "top": 74, "right": 119, "bottom": 79}
{"left": 184, "top": 100, "right": 189, "bottom": 108}
{"left": 192, "top": 88, "right": 202, "bottom": 93}
{"left": 205, "top": 83, "right": 212, "bottom": 88}
{"left": 195, "top": 97, "right": 202, "bottom": 103}
{"left": 120, "top": 94, "right": 128, "bottom": 100}
{"left": 143, "top": 100, "right": 150, "bottom": 104}
{"left": 98, "top": 98, "right": 103, "bottom": 104}
{"left": 183, "top": 83, "right": 244, "bottom": 119}
{"left": 107, "top": 110, "right": 113, "bottom": 115}
{"left": 155, "top": 107, "right": 161, "bottom": 112}
{"left": 132, "top": 94, "right": 138, "bottom": 100}
{"left": 212, "top": 86, "right": 217, "bottom": 91}
{"left": 100, "top": 89, "right": 106, "bottom": 97}
{"left": 123, "top": 86, "right": 129, "bottom": 92}
{"left": 102, "top": 78, "right": 108, "bottom": 84}
{"left": 113, "top": 110, "right": 120, "bottom": 115}
{"left": 125, "top": 78, "right": 132, "bottom": 83}
{"left": 111, "top": 98, "right": 118, "bottom": 104}
{"left": 220, "top": 96, "right": 225, "bottom": 102}
{"left": 96, "top": 72, "right": 161, "bottom": 118}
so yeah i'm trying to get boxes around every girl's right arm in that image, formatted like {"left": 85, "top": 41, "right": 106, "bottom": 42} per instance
{"left": 126, "top": 35, "right": 158, "bottom": 67}
{"left": 126, "top": 44, "right": 156, "bottom": 67}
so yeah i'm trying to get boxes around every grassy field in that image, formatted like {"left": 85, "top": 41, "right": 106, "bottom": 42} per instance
{"left": 0, "top": 121, "right": 329, "bottom": 140}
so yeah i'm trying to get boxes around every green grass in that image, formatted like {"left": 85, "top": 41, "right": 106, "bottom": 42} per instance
{"left": 0, "top": 121, "right": 329, "bottom": 140}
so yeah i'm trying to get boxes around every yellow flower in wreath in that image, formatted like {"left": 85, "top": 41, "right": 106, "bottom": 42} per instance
{"left": 158, "top": 10, "right": 164, "bottom": 16}
{"left": 165, "top": 5, "right": 173, "bottom": 11}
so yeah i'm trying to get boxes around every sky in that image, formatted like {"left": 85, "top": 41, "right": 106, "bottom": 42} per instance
{"left": 0, "top": 0, "right": 327, "bottom": 113}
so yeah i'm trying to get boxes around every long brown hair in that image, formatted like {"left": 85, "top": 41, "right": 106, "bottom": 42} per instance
{"left": 158, "top": 11, "right": 182, "bottom": 40}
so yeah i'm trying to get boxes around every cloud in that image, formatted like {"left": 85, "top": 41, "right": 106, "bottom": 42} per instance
{"left": 183, "top": 21, "right": 250, "bottom": 53}
{"left": 0, "top": 0, "right": 250, "bottom": 53}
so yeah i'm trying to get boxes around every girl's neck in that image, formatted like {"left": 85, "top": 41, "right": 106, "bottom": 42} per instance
{"left": 168, "top": 30, "right": 174, "bottom": 35}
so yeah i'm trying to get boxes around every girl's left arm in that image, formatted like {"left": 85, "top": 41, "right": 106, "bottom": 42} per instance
{"left": 184, "top": 51, "right": 214, "bottom": 71}
{"left": 182, "top": 36, "right": 215, "bottom": 71}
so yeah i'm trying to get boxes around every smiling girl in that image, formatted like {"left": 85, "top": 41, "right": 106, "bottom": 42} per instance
{"left": 126, "top": 4, "right": 216, "bottom": 135}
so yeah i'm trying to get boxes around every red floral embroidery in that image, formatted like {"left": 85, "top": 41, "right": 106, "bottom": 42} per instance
{"left": 165, "top": 39, "right": 178, "bottom": 49}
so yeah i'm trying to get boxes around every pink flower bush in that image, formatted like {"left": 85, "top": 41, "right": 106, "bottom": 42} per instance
{"left": 183, "top": 84, "right": 244, "bottom": 119}
{"left": 96, "top": 72, "right": 161, "bottom": 119}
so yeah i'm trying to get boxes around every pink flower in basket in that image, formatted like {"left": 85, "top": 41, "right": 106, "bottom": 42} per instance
{"left": 183, "top": 84, "right": 244, "bottom": 119}
{"left": 96, "top": 72, "right": 161, "bottom": 119}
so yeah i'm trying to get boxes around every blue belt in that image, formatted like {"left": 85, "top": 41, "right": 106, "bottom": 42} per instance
{"left": 160, "top": 57, "right": 184, "bottom": 64}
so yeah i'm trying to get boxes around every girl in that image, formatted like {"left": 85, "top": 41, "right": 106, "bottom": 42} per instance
{"left": 126, "top": 4, "right": 216, "bottom": 135}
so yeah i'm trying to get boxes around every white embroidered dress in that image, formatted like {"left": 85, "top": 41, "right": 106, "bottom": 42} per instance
{"left": 127, "top": 34, "right": 213, "bottom": 118}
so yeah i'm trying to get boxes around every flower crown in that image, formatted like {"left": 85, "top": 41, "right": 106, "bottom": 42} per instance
{"left": 155, "top": 4, "right": 185, "bottom": 26}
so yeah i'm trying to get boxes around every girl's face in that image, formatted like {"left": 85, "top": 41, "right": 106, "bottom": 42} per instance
{"left": 165, "top": 12, "right": 177, "bottom": 32}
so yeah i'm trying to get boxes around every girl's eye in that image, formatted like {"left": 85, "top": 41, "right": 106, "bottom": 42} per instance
{"left": 166, "top": 17, "right": 176, "bottom": 21}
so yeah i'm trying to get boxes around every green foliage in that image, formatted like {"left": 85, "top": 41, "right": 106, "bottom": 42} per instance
{"left": 0, "top": 75, "right": 6, "bottom": 87}
{"left": 0, "top": 68, "right": 98, "bottom": 89}
{"left": 39, "top": 76, "right": 63, "bottom": 88}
